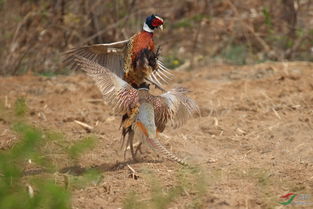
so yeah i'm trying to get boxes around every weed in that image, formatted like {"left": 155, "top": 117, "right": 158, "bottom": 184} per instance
{"left": 14, "top": 97, "right": 28, "bottom": 117}
{"left": 0, "top": 121, "right": 71, "bottom": 209}
{"left": 123, "top": 192, "right": 147, "bottom": 209}
{"left": 262, "top": 8, "right": 272, "bottom": 28}
{"left": 123, "top": 166, "right": 208, "bottom": 209}
{"left": 0, "top": 98, "right": 98, "bottom": 208}
{"left": 150, "top": 178, "right": 183, "bottom": 209}
{"left": 221, "top": 44, "right": 247, "bottom": 65}
{"left": 163, "top": 55, "right": 184, "bottom": 69}
{"left": 67, "top": 169, "right": 103, "bottom": 189}
{"left": 68, "top": 135, "right": 96, "bottom": 159}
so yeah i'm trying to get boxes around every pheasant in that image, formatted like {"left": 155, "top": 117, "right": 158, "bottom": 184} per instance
{"left": 75, "top": 56, "right": 199, "bottom": 165}
{"left": 64, "top": 14, "right": 171, "bottom": 90}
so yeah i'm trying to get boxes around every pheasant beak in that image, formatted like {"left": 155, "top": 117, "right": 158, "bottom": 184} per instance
{"left": 159, "top": 25, "right": 164, "bottom": 31}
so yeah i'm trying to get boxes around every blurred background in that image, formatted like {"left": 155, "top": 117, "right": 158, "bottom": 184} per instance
{"left": 1, "top": 2, "right": 313, "bottom": 208}
{"left": 1, "top": 0, "right": 312, "bottom": 75}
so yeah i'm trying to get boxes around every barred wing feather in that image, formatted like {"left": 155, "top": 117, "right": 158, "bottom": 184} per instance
{"left": 156, "top": 87, "right": 199, "bottom": 129}
{"left": 147, "top": 60, "right": 173, "bottom": 87}
{"left": 64, "top": 40, "right": 129, "bottom": 78}
{"left": 74, "top": 56, "right": 139, "bottom": 114}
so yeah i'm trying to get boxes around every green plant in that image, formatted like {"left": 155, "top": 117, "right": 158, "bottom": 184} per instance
{"left": 221, "top": 44, "right": 247, "bottom": 65}
{"left": 122, "top": 166, "right": 208, "bottom": 209}
{"left": 14, "top": 97, "right": 28, "bottom": 116}
{"left": 262, "top": 8, "right": 273, "bottom": 28}
{"left": 150, "top": 178, "right": 183, "bottom": 209}
{"left": 68, "top": 136, "right": 96, "bottom": 159}
{"left": 163, "top": 55, "right": 184, "bottom": 69}
{"left": 123, "top": 192, "right": 147, "bottom": 209}
{"left": 0, "top": 98, "right": 100, "bottom": 209}
{"left": 0, "top": 121, "right": 71, "bottom": 209}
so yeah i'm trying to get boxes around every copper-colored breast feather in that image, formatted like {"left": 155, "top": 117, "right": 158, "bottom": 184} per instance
{"left": 130, "top": 31, "right": 155, "bottom": 61}
{"left": 128, "top": 32, "right": 173, "bottom": 88}
{"left": 64, "top": 33, "right": 172, "bottom": 89}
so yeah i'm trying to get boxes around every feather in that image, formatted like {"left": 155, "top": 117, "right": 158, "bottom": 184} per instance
{"left": 154, "top": 87, "right": 199, "bottom": 129}
{"left": 133, "top": 103, "right": 187, "bottom": 165}
{"left": 74, "top": 56, "right": 139, "bottom": 114}
{"left": 64, "top": 40, "right": 129, "bottom": 78}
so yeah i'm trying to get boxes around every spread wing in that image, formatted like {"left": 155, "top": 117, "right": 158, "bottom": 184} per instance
{"left": 74, "top": 56, "right": 139, "bottom": 114}
{"left": 146, "top": 58, "right": 173, "bottom": 88}
{"left": 154, "top": 87, "right": 199, "bottom": 131}
{"left": 64, "top": 40, "right": 129, "bottom": 78}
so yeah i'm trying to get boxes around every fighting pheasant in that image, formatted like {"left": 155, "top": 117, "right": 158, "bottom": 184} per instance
{"left": 75, "top": 56, "right": 199, "bottom": 165}
{"left": 64, "top": 14, "right": 171, "bottom": 90}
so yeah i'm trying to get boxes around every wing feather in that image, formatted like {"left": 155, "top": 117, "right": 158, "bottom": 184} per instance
{"left": 149, "top": 60, "right": 173, "bottom": 84}
{"left": 133, "top": 103, "right": 187, "bottom": 165}
{"left": 154, "top": 87, "right": 199, "bottom": 130}
{"left": 64, "top": 40, "right": 129, "bottom": 78}
{"left": 74, "top": 56, "right": 138, "bottom": 114}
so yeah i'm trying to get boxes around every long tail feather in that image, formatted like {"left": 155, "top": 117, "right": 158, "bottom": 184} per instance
{"left": 145, "top": 137, "right": 188, "bottom": 166}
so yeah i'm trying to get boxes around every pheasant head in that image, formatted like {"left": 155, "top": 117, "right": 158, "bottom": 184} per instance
{"left": 143, "top": 15, "right": 164, "bottom": 33}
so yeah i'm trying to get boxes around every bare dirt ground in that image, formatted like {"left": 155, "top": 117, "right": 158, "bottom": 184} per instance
{"left": 1, "top": 61, "right": 313, "bottom": 209}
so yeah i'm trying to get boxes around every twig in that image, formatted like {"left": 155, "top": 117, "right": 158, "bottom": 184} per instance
{"left": 74, "top": 120, "right": 94, "bottom": 130}
{"left": 26, "top": 184, "right": 34, "bottom": 198}
{"left": 4, "top": 96, "right": 11, "bottom": 108}
{"left": 284, "top": 31, "right": 310, "bottom": 59}
{"left": 1, "top": 129, "right": 9, "bottom": 136}
{"left": 190, "top": 20, "right": 203, "bottom": 68}
{"left": 225, "top": 0, "right": 278, "bottom": 59}
{"left": 38, "top": 112, "right": 47, "bottom": 121}
{"left": 89, "top": 9, "right": 103, "bottom": 43}
{"left": 63, "top": 174, "right": 70, "bottom": 190}
{"left": 272, "top": 108, "right": 281, "bottom": 120}
{"left": 213, "top": 117, "right": 219, "bottom": 126}
{"left": 82, "top": 11, "right": 139, "bottom": 44}
{"left": 127, "top": 164, "right": 136, "bottom": 173}
{"left": 127, "top": 164, "right": 139, "bottom": 180}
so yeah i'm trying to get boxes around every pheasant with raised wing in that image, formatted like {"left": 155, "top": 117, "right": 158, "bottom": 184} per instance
{"left": 64, "top": 15, "right": 171, "bottom": 90}
{"left": 75, "top": 56, "right": 199, "bottom": 165}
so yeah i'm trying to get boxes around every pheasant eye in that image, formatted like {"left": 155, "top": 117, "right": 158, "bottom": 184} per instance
{"left": 151, "top": 18, "right": 163, "bottom": 27}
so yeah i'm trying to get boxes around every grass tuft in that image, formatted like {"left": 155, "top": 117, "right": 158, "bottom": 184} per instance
{"left": 14, "top": 97, "right": 28, "bottom": 116}
{"left": 68, "top": 135, "right": 96, "bottom": 159}
{"left": 123, "top": 192, "right": 147, "bottom": 209}
{"left": 0, "top": 98, "right": 99, "bottom": 209}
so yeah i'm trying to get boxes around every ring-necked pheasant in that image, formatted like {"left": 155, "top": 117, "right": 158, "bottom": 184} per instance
{"left": 64, "top": 14, "right": 171, "bottom": 90}
{"left": 75, "top": 56, "right": 199, "bottom": 165}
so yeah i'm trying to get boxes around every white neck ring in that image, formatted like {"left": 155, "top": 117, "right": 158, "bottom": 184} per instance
{"left": 143, "top": 22, "right": 154, "bottom": 33}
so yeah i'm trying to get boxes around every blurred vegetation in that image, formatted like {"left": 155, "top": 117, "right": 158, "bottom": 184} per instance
{"left": 68, "top": 135, "right": 96, "bottom": 159}
{"left": 0, "top": 0, "right": 312, "bottom": 75}
{"left": 123, "top": 167, "right": 208, "bottom": 209}
{"left": 1, "top": 97, "right": 211, "bottom": 208}
{"left": 0, "top": 98, "right": 101, "bottom": 208}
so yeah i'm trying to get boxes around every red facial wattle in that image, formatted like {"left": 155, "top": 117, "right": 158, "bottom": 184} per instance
{"left": 152, "top": 18, "right": 163, "bottom": 27}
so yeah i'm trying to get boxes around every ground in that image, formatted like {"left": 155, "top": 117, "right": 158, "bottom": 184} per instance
{"left": 1, "top": 61, "right": 313, "bottom": 209}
